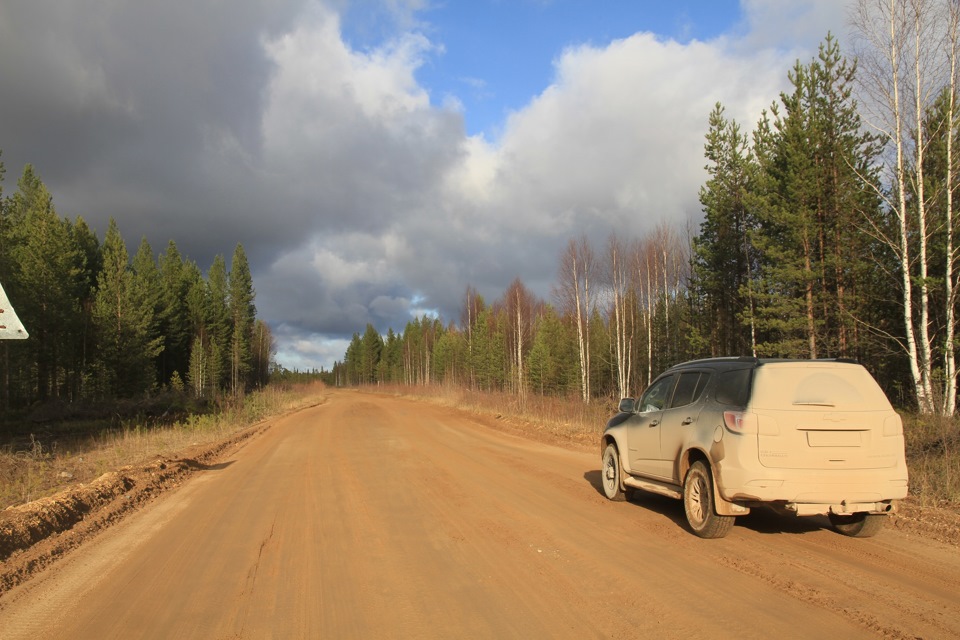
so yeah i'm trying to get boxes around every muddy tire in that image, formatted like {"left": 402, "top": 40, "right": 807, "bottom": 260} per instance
{"left": 601, "top": 443, "right": 627, "bottom": 501}
{"left": 683, "top": 460, "right": 734, "bottom": 539}
{"left": 828, "top": 512, "right": 886, "bottom": 538}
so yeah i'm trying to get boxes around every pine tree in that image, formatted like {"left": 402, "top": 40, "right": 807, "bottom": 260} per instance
{"left": 92, "top": 219, "right": 163, "bottom": 397}
{"left": 749, "top": 35, "right": 880, "bottom": 359}
{"left": 207, "top": 255, "right": 230, "bottom": 395}
{"left": 131, "top": 237, "right": 164, "bottom": 389}
{"left": 360, "top": 323, "right": 383, "bottom": 384}
{"left": 228, "top": 244, "right": 255, "bottom": 395}
{"left": 250, "top": 319, "right": 274, "bottom": 389}
{"left": 184, "top": 260, "right": 212, "bottom": 398}
{"left": 692, "top": 104, "right": 758, "bottom": 357}
{"left": 158, "top": 241, "right": 191, "bottom": 387}
{"left": 6, "top": 165, "right": 88, "bottom": 401}
{"left": 432, "top": 329, "right": 466, "bottom": 385}
{"left": 343, "top": 333, "right": 362, "bottom": 385}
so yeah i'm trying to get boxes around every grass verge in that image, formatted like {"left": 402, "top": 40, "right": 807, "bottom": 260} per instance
{"left": 902, "top": 414, "right": 960, "bottom": 507}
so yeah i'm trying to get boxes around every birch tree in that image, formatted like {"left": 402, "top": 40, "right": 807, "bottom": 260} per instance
{"left": 555, "top": 235, "right": 595, "bottom": 402}
{"left": 503, "top": 278, "right": 538, "bottom": 399}
{"left": 606, "top": 235, "right": 633, "bottom": 399}
{"left": 853, "top": 0, "right": 957, "bottom": 413}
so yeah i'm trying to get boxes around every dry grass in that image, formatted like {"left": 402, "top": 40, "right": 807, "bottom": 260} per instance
{"left": 902, "top": 414, "right": 960, "bottom": 507}
{"left": 0, "top": 382, "right": 326, "bottom": 510}
{"left": 372, "top": 383, "right": 616, "bottom": 447}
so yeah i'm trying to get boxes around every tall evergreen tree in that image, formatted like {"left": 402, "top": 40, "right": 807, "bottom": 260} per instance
{"left": 6, "top": 165, "right": 88, "bottom": 401}
{"left": 228, "top": 244, "right": 255, "bottom": 395}
{"left": 207, "top": 255, "right": 231, "bottom": 395}
{"left": 692, "top": 104, "right": 758, "bottom": 357}
{"left": 360, "top": 323, "right": 383, "bottom": 384}
{"left": 748, "top": 36, "right": 880, "bottom": 359}
{"left": 158, "top": 241, "right": 191, "bottom": 387}
{"left": 131, "top": 237, "right": 164, "bottom": 389}
{"left": 343, "top": 333, "right": 362, "bottom": 385}
{"left": 250, "top": 319, "right": 274, "bottom": 389}
{"left": 92, "top": 219, "right": 163, "bottom": 397}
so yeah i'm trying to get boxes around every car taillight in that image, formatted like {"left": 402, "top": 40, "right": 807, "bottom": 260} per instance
{"left": 883, "top": 413, "right": 903, "bottom": 436}
{"left": 723, "top": 410, "right": 758, "bottom": 434}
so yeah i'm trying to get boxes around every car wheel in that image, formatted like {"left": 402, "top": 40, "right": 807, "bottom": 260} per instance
{"left": 601, "top": 443, "right": 627, "bottom": 501}
{"left": 683, "top": 460, "right": 735, "bottom": 538}
{"left": 828, "top": 512, "right": 886, "bottom": 537}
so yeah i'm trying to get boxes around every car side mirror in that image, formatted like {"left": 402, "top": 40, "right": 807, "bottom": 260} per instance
{"left": 618, "top": 397, "right": 636, "bottom": 413}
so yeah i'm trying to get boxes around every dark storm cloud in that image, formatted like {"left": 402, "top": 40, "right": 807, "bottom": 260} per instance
{"left": 0, "top": 1, "right": 303, "bottom": 259}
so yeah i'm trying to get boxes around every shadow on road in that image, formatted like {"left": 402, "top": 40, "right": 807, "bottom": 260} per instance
{"left": 182, "top": 459, "right": 235, "bottom": 472}
{"left": 583, "top": 470, "right": 688, "bottom": 531}
{"left": 583, "top": 469, "right": 834, "bottom": 536}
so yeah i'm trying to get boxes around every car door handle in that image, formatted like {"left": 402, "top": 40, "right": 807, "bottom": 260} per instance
{"left": 681, "top": 417, "right": 694, "bottom": 425}
{"left": 649, "top": 420, "right": 660, "bottom": 427}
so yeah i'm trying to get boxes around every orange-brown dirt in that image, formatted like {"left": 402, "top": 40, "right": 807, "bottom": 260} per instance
{"left": 1, "top": 389, "right": 958, "bottom": 639}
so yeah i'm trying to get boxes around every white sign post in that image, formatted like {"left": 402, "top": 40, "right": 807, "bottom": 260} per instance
{"left": 0, "top": 280, "right": 28, "bottom": 339}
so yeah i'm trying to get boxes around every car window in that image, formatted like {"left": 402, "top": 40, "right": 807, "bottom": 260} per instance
{"left": 639, "top": 375, "right": 675, "bottom": 413}
{"left": 715, "top": 368, "right": 752, "bottom": 406}
{"left": 669, "top": 372, "right": 711, "bottom": 408}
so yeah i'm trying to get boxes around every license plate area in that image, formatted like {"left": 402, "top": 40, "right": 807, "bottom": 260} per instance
{"left": 805, "top": 430, "right": 862, "bottom": 447}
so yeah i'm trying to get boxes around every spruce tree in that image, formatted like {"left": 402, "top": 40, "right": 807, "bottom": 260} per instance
{"left": 749, "top": 35, "right": 880, "bottom": 359}
{"left": 6, "top": 166, "right": 88, "bottom": 401}
{"left": 92, "top": 219, "right": 163, "bottom": 397}
{"left": 207, "top": 255, "right": 230, "bottom": 395}
{"left": 692, "top": 104, "right": 757, "bottom": 356}
{"left": 158, "top": 241, "right": 191, "bottom": 388}
{"left": 228, "top": 244, "right": 255, "bottom": 394}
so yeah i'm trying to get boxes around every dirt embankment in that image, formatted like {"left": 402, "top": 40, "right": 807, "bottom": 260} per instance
{"left": 0, "top": 422, "right": 270, "bottom": 594}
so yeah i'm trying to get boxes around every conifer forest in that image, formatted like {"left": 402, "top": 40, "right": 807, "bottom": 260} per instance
{"left": 0, "top": 162, "right": 270, "bottom": 413}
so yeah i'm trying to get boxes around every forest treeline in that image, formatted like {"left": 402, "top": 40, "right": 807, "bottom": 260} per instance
{"left": 339, "top": 14, "right": 960, "bottom": 416}
{"left": 0, "top": 161, "right": 272, "bottom": 412}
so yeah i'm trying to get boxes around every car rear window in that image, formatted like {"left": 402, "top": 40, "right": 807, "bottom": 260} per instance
{"left": 714, "top": 368, "right": 752, "bottom": 406}
{"left": 750, "top": 363, "right": 891, "bottom": 410}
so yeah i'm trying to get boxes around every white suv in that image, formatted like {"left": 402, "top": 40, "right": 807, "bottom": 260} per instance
{"left": 600, "top": 358, "right": 908, "bottom": 538}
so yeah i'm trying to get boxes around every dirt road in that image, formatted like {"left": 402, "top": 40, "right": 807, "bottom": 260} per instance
{"left": 1, "top": 390, "right": 958, "bottom": 639}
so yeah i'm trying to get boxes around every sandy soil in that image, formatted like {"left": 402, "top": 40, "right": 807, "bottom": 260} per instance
{"left": 1, "top": 389, "right": 958, "bottom": 639}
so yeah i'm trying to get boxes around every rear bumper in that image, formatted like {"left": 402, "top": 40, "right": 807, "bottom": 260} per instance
{"left": 718, "top": 466, "right": 909, "bottom": 507}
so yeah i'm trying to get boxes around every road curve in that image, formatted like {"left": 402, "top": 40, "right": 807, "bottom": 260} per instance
{"left": 0, "top": 390, "right": 957, "bottom": 639}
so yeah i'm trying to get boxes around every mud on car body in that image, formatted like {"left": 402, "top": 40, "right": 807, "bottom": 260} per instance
{"left": 600, "top": 357, "right": 908, "bottom": 538}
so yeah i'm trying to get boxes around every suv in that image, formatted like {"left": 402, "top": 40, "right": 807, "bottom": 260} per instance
{"left": 600, "top": 358, "right": 908, "bottom": 538}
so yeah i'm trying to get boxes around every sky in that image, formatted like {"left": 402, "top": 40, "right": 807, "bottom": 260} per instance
{"left": 0, "top": 0, "right": 854, "bottom": 371}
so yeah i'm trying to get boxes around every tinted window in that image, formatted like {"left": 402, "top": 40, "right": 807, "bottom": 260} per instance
{"left": 715, "top": 368, "right": 752, "bottom": 406}
{"left": 670, "top": 372, "right": 711, "bottom": 408}
{"left": 639, "top": 375, "right": 675, "bottom": 413}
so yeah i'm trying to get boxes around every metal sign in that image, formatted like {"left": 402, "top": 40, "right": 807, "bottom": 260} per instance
{"left": 0, "top": 280, "right": 28, "bottom": 339}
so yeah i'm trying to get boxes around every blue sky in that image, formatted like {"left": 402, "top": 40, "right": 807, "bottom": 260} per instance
{"left": 0, "top": 0, "right": 853, "bottom": 370}
{"left": 342, "top": 1, "right": 744, "bottom": 137}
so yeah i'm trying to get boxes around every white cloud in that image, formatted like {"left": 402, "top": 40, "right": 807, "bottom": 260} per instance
{"left": 736, "top": 0, "right": 854, "bottom": 52}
